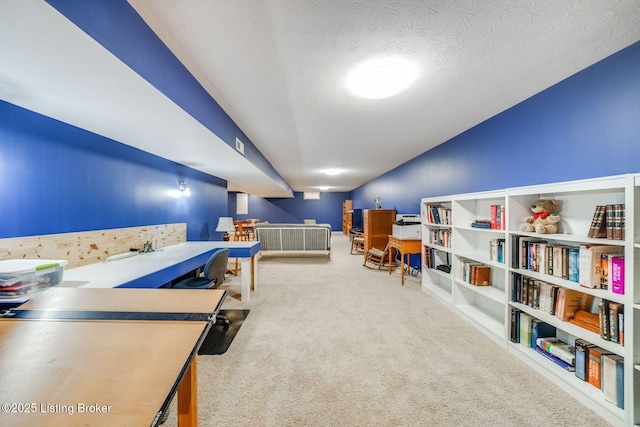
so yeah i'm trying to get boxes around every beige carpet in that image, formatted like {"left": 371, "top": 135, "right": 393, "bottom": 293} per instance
{"left": 165, "top": 233, "right": 609, "bottom": 427}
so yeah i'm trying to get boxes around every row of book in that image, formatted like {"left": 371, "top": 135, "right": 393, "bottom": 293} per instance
{"left": 425, "top": 228, "right": 451, "bottom": 248}
{"left": 587, "top": 204, "right": 625, "bottom": 240}
{"left": 511, "top": 274, "right": 623, "bottom": 344}
{"left": 512, "top": 311, "right": 575, "bottom": 368}
{"left": 511, "top": 311, "right": 624, "bottom": 409}
{"left": 423, "top": 247, "right": 450, "bottom": 271}
{"left": 424, "top": 204, "right": 451, "bottom": 225}
{"left": 513, "top": 236, "right": 625, "bottom": 294}
{"left": 511, "top": 275, "right": 593, "bottom": 319}
{"left": 513, "top": 236, "right": 579, "bottom": 279}
{"left": 469, "top": 204, "right": 506, "bottom": 230}
{"left": 599, "top": 300, "right": 624, "bottom": 345}
{"left": 460, "top": 259, "right": 491, "bottom": 286}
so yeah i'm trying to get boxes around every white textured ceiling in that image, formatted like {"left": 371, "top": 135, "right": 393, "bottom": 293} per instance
{"left": 127, "top": 0, "right": 640, "bottom": 192}
{"left": 2, "top": 1, "right": 640, "bottom": 196}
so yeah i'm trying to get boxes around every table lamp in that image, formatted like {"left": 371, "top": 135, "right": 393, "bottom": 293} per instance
{"left": 215, "top": 217, "right": 236, "bottom": 241}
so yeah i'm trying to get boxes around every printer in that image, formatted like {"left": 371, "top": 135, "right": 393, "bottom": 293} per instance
{"left": 392, "top": 214, "right": 422, "bottom": 238}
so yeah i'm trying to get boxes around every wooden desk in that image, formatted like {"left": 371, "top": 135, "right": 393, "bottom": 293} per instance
{"left": 387, "top": 235, "right": 422, "bottom": 286}
{"left": 0, "top": 287, "right": 226, "bottom": 427}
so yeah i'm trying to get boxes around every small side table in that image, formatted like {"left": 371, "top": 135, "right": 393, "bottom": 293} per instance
{"left": 387, "top": 235, "right": 422, "bottom": 285}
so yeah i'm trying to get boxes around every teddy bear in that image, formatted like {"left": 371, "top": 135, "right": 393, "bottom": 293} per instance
{"left": 519, "top": 199, "right": 561, "bottom": 234}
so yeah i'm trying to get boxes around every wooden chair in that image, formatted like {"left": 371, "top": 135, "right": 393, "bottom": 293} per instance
{"left": 245, "top": 219, "right": 260, "bottom": 240}
{"left": 350, "top": 234, "right": 365, "bottom": 254}
{"left": 233, "top": 220, "right": 249, "bottom": 241}
{"left": 363, "top": 243, "right": 390, "bottom": 269}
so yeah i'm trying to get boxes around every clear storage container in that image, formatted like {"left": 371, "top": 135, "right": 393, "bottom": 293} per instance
{"left": 0, "top": 260, "right": 68, "bottom": 298}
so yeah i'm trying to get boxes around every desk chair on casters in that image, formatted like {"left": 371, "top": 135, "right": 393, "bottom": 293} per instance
{"left": 173, "top": 248, "right": 230, "bottom": 328}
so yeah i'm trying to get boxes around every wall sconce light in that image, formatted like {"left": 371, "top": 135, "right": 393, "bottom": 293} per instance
{"left": 179, "top": 182, "right": 191, "bottom": 198}
{"left": 215, "top": 217, "right": 236, "bottom": 241}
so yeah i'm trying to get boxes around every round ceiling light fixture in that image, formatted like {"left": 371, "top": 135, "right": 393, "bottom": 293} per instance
{"left": 323, "top": 168, "right": 343, "bottom": 176}
{"left": 346, "top": 57, "right": 416, "bottom": 99}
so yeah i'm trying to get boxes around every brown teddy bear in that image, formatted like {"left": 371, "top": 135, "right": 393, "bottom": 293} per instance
{"left": 519, "top": 199, "right": 560, "bottom": 234}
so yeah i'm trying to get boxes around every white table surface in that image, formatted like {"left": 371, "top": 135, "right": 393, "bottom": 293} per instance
{"left": 1, "top": 241, "right": 260, "bottom": 305}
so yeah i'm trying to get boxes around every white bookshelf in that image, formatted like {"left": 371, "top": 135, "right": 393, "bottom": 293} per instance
{"left": 421, "top": 175, "right": 637, "bottom": 427}
{"left": 422, "top": 191, "right": 508, "bottom": 344}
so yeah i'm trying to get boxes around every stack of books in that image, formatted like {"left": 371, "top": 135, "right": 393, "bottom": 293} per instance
{"left": 587, "top": 204, "right": 625, "bottom": 240}
{"left": 535, "top": 337, "right": 575, "bottom": 371}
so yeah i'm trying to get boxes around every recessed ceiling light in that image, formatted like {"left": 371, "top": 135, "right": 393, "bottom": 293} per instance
{"left": 323, "top": 168, "right": 343, "bottom": 176}
{"left": 347, "top": 57, "right": 416, "bottom": 99}
{"left": 317, "top": 186, "right": 330, "bottom": 191}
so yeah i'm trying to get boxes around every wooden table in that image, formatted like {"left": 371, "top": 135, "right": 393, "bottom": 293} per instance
{"left": 0, "top": 287, "right": 226, "bottom": 427}
{"left": 387, "top": 235, "right": 422, "bottom": 286}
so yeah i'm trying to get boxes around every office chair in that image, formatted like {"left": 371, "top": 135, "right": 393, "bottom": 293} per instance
{"left": 173, "top": 248, "right": 230, "bottom": 328}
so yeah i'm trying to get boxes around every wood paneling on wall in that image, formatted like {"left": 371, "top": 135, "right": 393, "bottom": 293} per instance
{"left": 0, "top": 224, "right": 186, "bottom": 269}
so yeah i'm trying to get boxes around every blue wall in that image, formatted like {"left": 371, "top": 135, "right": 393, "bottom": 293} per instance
{"left": 228, "top": 192, "right": 349, "bottom": 231}
{"left": 352, "top": 41, "right": 640, "bottom": 212}
{"left": 45, "top": 0, "right": 293, "bottom": 196}
{"left": 0, "top": 101, "right": 228, "bottom": 241}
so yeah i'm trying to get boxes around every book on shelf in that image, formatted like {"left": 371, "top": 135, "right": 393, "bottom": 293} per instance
{"left": 536, "top": 337, "right": 576, "bottom": 366}
{"left": 489, "top": 204, "right": 506, "bottom": 230}
{"left": 574, "top": 338, "right": 595, "bottom": 381}
{"left": 489, "top": 238, "right": 505, "bottom": 263}
{"left": 609, "top": 255, "right": 624, "bottom": 295}
{"left": 594, "top": 301, "right": 624, "bottom": 345}
{"left": 537, "top": 242, "right": 547, "bottom": 275}
{"left": 519, "top": 237, "right": 546, "bottom": 270}
{"left": 567, "top": 247, "right": 579, "bottom": 283}
{"left": 615, "top": 204, "right": 625, "bottom": 241}
{"left": 618, "top": 308, "right": 624, "bottom": 346}
{"left": 554, "top": 288, "right": 594, "bottom": 322}
{"left": 602, "top": 353, "right": 624, "bottom": 409}
{"left": 589, "top": 204, "right": 625, "bottom": 240}
{"left": 510, "top": 308, "right": 520, "bottom": 343}
{"left": 598, "top": 299, "right": 610, "bottom": 341}
{"left": 608, "top": 302, "right": 622, "bottom": 344}
{"left": 490, "top": 205, "right": 497, "bottom": 229}
{"left": 587, "top": 205, "right": 607, "bottom": 238}
{"left": 519, "top": 312, "right": 533, "bottom": 348}
{"left": 426, "top": 204, "right": 451, "bottom": 225}
{"left": 471, "top": 220, "right": 491, "bottom": 229}
{"left": 427, "top": 228, "right": 451, "bottom": 248}
{"left": 578, "top": 244, "right": 623, "bottom": 289}
{"left": 535, "top": 346, "right": 575, "bottom": 371}
{"left": 530, "top": 320, "right": 556, "bottom": 349}
{"left": 511, "top": 235, "right": 521, "bottom": 269}
{"left": 605, "top": 204, "right": 625, "bottom": 241}
{"left": 510, "top": 272, "right": 521, "bottom": 303}
{"left": 606, "top": 205, "right": 614, "bottom": 239}
{"left": 568, "top": 310, "right": 600, "bottom": 335}
{"left": 460, "top": 260, "right": 491, "bottom": 286}
{"left": 551, "top": 245, "right": 571, "bottom": 279}
{"left": 472, "top": 265, "right": 491, "bottom": 286}
{"left": 599, "top": 253, "right": 614, "bottom": 290}
{"left": 587, "top": 346, "right": 614, "bottom": 389}
{"left": 511, "top": 274, "right": 562, "bottom": 314}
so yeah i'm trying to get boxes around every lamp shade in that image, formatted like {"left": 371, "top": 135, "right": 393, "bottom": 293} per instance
{"left": 215, "top": 217, "right": 236, "bottom": 233}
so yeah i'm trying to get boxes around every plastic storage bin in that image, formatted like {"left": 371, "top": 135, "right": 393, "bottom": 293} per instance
{"left": 0, "top": 260, "right": 68, "bottom": 298}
